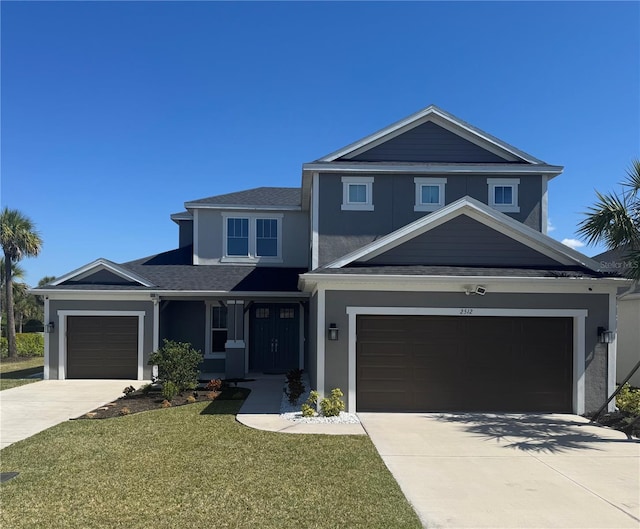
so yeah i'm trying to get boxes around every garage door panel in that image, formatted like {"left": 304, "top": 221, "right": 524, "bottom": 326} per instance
{"left": 356, "top": 315, "right": 573, "bottom": 412}
{"left": 67, "top": 316, "right": 138, "bottom": 379}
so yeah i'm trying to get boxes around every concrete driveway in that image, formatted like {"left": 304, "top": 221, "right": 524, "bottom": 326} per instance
{"left": 0, "top": 380, "right": 142, "bottom": 449}
{"left": 359, "top": 413, "right": 640, "bottom": 528}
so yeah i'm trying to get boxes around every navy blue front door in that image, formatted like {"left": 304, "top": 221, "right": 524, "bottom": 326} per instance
{"left": 249, "top": 303, "right": 299, "bottom": 373}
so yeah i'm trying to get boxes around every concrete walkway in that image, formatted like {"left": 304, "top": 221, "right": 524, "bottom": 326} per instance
{"left": 359, "top": 412, "right": 640, "bottom": 529}
{"left": 236, "top": 376, "right": 365, "bottom": 435}
{"left": 0, "top": 380, "right": 143, "bottom": 449}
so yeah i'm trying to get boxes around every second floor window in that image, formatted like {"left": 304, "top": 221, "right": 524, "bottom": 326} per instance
{"left": 488, "top": 178, "right": 520, "bottom": 213}
{"left": 414, "top": 177, "right": 446, "bottom": 212}
{"left": 342, "top": 176, "right": 374, "bottom": 211}
{"left": 223, "top": 214, "right": 283, "bottom": 262}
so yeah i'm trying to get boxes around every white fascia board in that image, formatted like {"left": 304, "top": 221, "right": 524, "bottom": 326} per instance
{"left": 323, "top": 196, "right": 601, "bottom": 270}
{"left": 316, "top": 105, "right": 547, "bottom": 165}
{"left": 42, "top": 291, "right": 155, "bottom": 301}
{"left": 184, "top": 202, "right": 301, "bottom": 211}
{"left": 298, "top": 273, "right": 625, "bottom": 294}
{"left": 302, "top": 162, "right": 564, "bottom": 177}
{"left": 41, "top": 289, "right": 310, "bottom": 300}
{"left": 48, "top": 259, "right": 155, "bottom": 287}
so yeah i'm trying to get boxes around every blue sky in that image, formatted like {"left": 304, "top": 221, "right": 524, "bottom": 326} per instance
{"left": 2, "top": 1, "right": 639, "bottom": 286}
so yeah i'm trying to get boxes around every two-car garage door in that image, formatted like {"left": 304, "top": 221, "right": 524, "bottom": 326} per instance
{"left": 66, "top": 316, "right": 138, "bottom": 379}
{"left": 356, "top": 315, "right": 573, "bottom": 412}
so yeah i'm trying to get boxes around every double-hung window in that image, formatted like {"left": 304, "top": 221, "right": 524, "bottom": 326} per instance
{"left": 488, "top": 178, "right": 520, "bottom": 213}
{"left": 414, "top": 177, "right": 446, "bottom": 212}
{"left": 223, "top": 214, "right": 283, "bottom": 262}
{"left": 211, "top": 306, "right": 227, "bottom": 353}
{"left": 341, "top": 176, "right": 374, "bottom": 211}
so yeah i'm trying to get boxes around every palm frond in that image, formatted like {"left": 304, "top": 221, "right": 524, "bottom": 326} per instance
{"left": 577, "top": 190, "right": 639, "bottom": 248}
{"left": 624, "top": 158, "right": 640, "bottom": 195}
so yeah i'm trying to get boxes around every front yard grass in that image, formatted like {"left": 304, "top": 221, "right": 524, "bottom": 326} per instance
{"left": 0, "top": 356, "right": 43, "bottom": 391}
{"left": 0, "top": 398, "right": 422, "bottom": 529}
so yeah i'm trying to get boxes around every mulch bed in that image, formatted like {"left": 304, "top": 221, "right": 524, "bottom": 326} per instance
{"left": 585, "top": 410, "right": 640, "bottom": 438}
{"left": 76, "top": 383, "right": 251, "bottom": 420}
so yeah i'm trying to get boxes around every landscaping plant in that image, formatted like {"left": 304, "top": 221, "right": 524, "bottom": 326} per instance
{"left": 148, "top": 339, "right": 201, "bottom": 392}
{"left": 320, "top": 388, "right": 345, "bottom": 417}
{"left": 285, "top": 368, "right": 305, "bottom": 405}
{"left": 616, "top": 384, "right": 640, "bottom": 415}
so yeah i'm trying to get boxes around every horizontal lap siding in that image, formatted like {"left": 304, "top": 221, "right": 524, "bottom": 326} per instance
{"left": 356, "top": 315, "right": 573, "bottom": 412}
{"left": 67, "top": 316, "right": 138, "bottom": 379}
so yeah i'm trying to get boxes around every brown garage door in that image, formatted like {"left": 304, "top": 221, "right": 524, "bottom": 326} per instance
{"left": 67, "top": 316, "right": 138, "bottom": 379}
{"left": 357, "top": 315, "right": 573, "bottom": 412}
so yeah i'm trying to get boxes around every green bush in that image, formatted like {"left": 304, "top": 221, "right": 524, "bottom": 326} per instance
{"left": 320, "top": 388, "right": 345, "bottom": 417}
{"left": 0, "top": 334, "right": 44, "bottom": 358}
{"left": 162, "top": 381, "right": 179, "bottom": 401}
{"left": 616, "top": 384, "right": 640, "bottom": 415}
{"left": 148, "top": 339, "right": 201, "bottom": 392}
{"left": 301, "top": 390, "right": 319, "bottom": 417}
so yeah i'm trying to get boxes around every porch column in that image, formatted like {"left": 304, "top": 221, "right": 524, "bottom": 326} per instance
{"left": 225, "top": 300, "right": 246, "bottom": 378}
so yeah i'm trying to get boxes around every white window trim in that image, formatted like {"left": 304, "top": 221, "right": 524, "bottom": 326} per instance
{"left": 341, "top": 176, "right": 374, "bottom": 211}
{"left": 204, "top": 301, "right": 228, "bottom": 359}
{"left": 414, "top": 177, "right": 447, "bottom": 212}
{"left": 221, "top": 213, "right": 283, "bottom": 263}
{"left": 488, "top": 178, "right": 520, "bottom": 213}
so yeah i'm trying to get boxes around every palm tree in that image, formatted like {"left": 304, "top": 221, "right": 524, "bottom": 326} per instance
{"left": 0, "top": 208, "right": 42, "bottom": 358}
{"left": 577, "top": 159, "right": 640, "bottom": 281}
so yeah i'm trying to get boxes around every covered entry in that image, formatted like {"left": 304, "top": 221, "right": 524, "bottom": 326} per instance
{"left": 249, "top": 303, "right": 300, "bottom": 373}
{"left": 356, "top": 314, "right": 573, "bottom": 412}
{"left": 66, "top": 315, "right": 139, "bottom": 379}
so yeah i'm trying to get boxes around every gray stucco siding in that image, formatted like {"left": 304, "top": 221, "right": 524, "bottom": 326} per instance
{"left": 47, "top": 299, "right": 155, "bottom": 380}
{"left": 195, "top": 209, "right": 309, "bottom": 267}
{"left": 160, "top": 300, "right": 206, "bottom": 354}
{"left": 367, "top": 215, "right": 559, "bottom": 267}
{"left": 318, "top": 173, "right": 543, "bottom": 265}
{"left": 347, "top": 121, "right": 511, "bottom": 163}
{"left": 178, "top": 220, "right": 194, "bottom": 248}
{"left": 322, "top": 290, "right": 610, "bottom": 413}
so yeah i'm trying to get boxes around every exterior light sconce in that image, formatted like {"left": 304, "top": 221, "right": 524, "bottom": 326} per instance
{"left": 45, "top": 322, "right": 55, "bottom": 333}
{"left": 328, "top": 323, "right": 339, "bottom": 341}
{"left": 597, "top": 326, "right": 614, "bottom": 344}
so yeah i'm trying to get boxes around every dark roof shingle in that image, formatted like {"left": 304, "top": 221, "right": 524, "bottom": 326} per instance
{"left": 186, "top": 187, "right": 301, "bottom": 207}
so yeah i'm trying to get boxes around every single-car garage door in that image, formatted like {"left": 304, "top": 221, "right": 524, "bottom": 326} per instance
{"left": 67, "top": 316, "right": 138, "bottom": 379}
{"left": 357, "top": 315, "right": 573, "bottom": 412}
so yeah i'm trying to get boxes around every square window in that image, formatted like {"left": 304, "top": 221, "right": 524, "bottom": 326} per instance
{"left": 256, "top": 308, "right": 270, "bottom": 319}
{"left": 342, "top": 177, "right": 374, "bottom": 211}
{"left": 488, "top": 178, "right": 520, "bottom": 212}
{"left": 414, "top": 177, "right": 446, "bottom": 212}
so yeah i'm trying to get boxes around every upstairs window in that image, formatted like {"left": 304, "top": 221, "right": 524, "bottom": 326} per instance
{"left": 223, "top": 214, "right": 283, "bottom": 262}
{"left": 414, "top": 177, "right": 446, "bottom": 212}
{"left": 342, "top": 176, "right": 374, "bottom": 211}
{"left": 488, "top": 178, "right": 520, "bottom": 213}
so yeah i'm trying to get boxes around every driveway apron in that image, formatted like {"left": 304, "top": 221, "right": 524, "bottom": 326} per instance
{"left": 359, "top": 413, "right": 640, "bottom": 529}
{"left": 0, "top": 380, "right": 141, "bottom": 449}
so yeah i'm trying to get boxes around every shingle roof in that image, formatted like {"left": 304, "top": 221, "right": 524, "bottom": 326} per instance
{"left": 309, "top": 265, "right": 608, "bottom": 278}
{"left": 186, "top": 187, "right": 301, "bottom": 207}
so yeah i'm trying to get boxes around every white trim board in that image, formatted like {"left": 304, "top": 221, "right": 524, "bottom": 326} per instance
{"left": 57, "top": 310, "right": 146, "bottom": 380}
{"left": 345, "top": 306, "right": 587, "bottom": 415}
{"left": 49, "top": 259, "right": 155, "bottom": 288}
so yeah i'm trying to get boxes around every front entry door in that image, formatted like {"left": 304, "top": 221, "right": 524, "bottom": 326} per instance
{"left": 249, "top": 303, "right": 299, "bottom": 373}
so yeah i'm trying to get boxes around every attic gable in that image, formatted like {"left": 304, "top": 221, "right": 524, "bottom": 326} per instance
{"left": 318, "top": 105, "right": 545, "bottom": 165}
{"left": 51, "top": 259, "right": 155, "bottom": 287}
{"left": 324, "top": 196, "right": 602, "bottom": 271}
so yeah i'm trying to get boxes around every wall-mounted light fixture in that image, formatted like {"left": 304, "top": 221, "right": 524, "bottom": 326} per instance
{"left": 328, "top": 323, "right": 339, "bottom": 341}
{"left": 597, "top": 326, "right": 615, "bottom": 344}
{"left": 464, "top": 285, "right": 487, "bottom": 296}
{"left": 45, "top": 322, "right": 55, "bottom": 333}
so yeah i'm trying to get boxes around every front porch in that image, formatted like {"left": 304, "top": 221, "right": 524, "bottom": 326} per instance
{"left": 158, "top": 297, "right": 308, "bottom": 379}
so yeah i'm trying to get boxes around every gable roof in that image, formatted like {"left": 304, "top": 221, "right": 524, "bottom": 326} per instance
{"left": 322, "top": 196, "right": 603, "bottom": 272}
{"left": 50, "top": 258, "right": 156, "bottom": 288}
{"left": 185, "top": 187, "right": 301, "bottom": 210}
{"left": 316, "top": 105, "right": 547, "bottom": 165}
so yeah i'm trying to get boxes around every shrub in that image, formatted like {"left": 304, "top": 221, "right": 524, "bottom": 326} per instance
{"left": 206, "top": 379, "right": 223, "bottom": 391}
{"left": 148, "top": 339, "right": 202, "bottom": 392}
{"left": 123, "top": 385, "right": 136, "bottom": 397}
{"left": 206, "top": 391, "right": 219, "bottom": 400}
{"left": 162, "top": 381, "right": 179, "bottom": 401}
{"left": 285, "top": 368, "right": 305, "bottom": 405}
{"left": 617, "top": 384, "right": 640, "bottom": 415}
{"left": 119, "top": 407, "right": 131, "bottom": 416}
{"left": 140, "top": 384, "right": 153, "bottom": 395}
{"left": 161, "top": 399, "right": 172, "bottom": 408}
{"left": 186, "top": 395, "right": 197, "bottom": 404}
{"left": 301, "top": 390, "right": 319, "bottom": 417}
{"left": 320, "top": 388, "right": 345, "bottom": 417}
{"left": 0, "top": 334, "right": 44, "bottom": 358}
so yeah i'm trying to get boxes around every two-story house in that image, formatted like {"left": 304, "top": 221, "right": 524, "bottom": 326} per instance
{"left": 36, "top": 105, "right": 624, "bottom": 414}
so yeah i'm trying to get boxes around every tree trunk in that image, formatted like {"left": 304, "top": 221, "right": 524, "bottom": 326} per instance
{"left": 4, "top": 254, "right": 17, "bottom": 358}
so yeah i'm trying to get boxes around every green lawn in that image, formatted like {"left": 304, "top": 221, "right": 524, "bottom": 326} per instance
{"left": 0, "top": 357, "right": 43, "bottom": 391}
{"left": 0, "top": 398, "right": 421, "bottom": 529}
